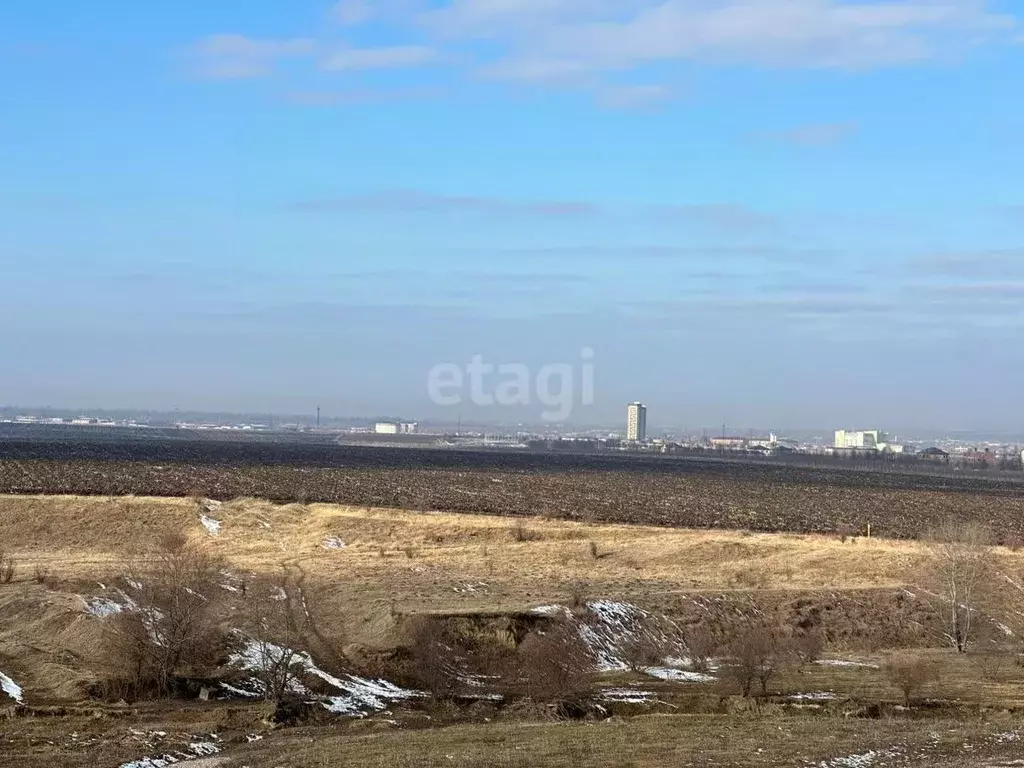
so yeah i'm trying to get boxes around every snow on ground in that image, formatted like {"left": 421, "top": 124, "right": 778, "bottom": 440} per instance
{"left": 118, "top": 739, "right": 221, "bottom": 768}
{"left": 225, "top": 636, "right": 422, "bottom": 716}
{"left": 323, "top": 537, "right": 347, "bottom": 550}
{"left": 644, "top": 667, "right": 715, "bottom": 683}
{"left": 86, "top": 595, "right": 125, "bottom": 618}
{"left": 789, "top": 691, "right": 839, "bottom": 701}
{"left": 1, "top": 671, "right": 24, "bottom": 704}
{"left": 200, "top": 515, "right": 222, "bottom": 536}
{"left": 600, "top": 687, "right": 656, "bottom": 704}
{"left": 815, "top": 659, "right": 880, "bottom": 669}
{"left": 530, "top": 600, "right": 720, "bottom": 682}
{"left": 816, "top": 749, "right": 902, "bottom": 768}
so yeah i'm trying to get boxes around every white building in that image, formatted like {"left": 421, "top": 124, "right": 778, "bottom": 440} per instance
{"left": 835, "top": 429, "right": 887, "bottom": 449}
{"left": 626, "top": 402, "right": 647, "bottom": 442}
{"left": 375, "top": 422, "right": 399, "bottom": 435}
{"left": 398, "top": 422, "right": 418, "bottom": 434}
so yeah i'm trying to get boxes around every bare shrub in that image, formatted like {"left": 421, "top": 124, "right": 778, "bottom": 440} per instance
{"left": 683, "top": 625, "right": 719, "bottom": 673}
{"left": 884, "top": 654, "right": 939, "bottom": 707}
{"left": 733, "top": 567, "right": 766, "bottom": 589}
{"left": 510, "top": 520, "right": 542, "bottom": 543}
{"left": 237, "top": 573, "right": 315, "bottom": 702}
{"left": 792, "top": 629, "right": 825, "bottom": 667}
{"left": 621, "top": 630, "right": 670, "bottom": 673}
{"left": 568, "top": 581, "right": 588, "bottom": 610}
{"left": 923, "top": 520, "right": 994, "bottom": 653}
{"left": 405, "top": 617, "right": 465, "bottom": 698}
{"left": 0, "top": 551, "right": 15, "bottom": 584}
{"left": 505, "top": 620, "right": 594, "bottom": 706}
{"left": 727, "top": 622, "right": 784, "bottom": 697}
{"left": 99, "top": 532, "right": 226, "bottom": 698}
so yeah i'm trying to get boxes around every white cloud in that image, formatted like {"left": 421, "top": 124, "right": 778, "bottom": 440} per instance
{"left": 765, "top": 121, "right": 859, "bottom": 146}
{"left": 191, "top": 35, "right": 317, "bottom": 79}
{"left": 194, "top": 0, "right": 1018, "bottom": 102}
{"left": 593, "top": 83, "right": 676, "bottom": 110}
{"left": 321, "top": 45, "right": 437, "bottom": 70}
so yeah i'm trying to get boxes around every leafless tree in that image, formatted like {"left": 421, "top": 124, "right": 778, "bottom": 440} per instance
{"left": 405, "top": 616, "right": 466, "bottom": 698}
{"left": 238, "top": 572, "right": 315, "bottom": 702}
{"left": 728, "top": 622, "right": 784, "bottom": 697}
{"left": 924, "top": 520, "right": 994, "bottom": 653}
{"left": 683, "top": 625, "right": 719, "bottom": 673}
{"left": 503, "top": 620, "right": 594, "bottom": 706}
{"left": 100, "top": 532, "right": 225, "bottom": 697}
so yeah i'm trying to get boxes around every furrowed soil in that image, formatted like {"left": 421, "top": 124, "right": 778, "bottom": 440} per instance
{"left": 1, "top": 428, "right": 1023, "bottom": 539}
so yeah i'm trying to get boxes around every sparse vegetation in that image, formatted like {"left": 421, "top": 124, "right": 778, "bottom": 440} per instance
{"left": 98, "top": 532, "right": 226, "bottom": 699}
{"left": 727, "top": 622, "right": 785, "bottom": 697}
{"left": 0, "top": 550, "right": 14, "bottom": 584}
{"left": 885, "top": 653, "right": 939, "bottom": 706}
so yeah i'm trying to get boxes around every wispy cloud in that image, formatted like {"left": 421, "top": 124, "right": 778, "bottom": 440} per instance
{"left": 765, "top": 122, "right": 859, "bottom": 146}
{"left": 656, "top": 203, "right": 778, "bottom": 234}
{"left": 281, "top": 87, "right": 444, "bottom": 106}
{"left": 593, "top": 83, "right": 676, "bottom": 110}
{"left": 189, "top": 35, "right": 436, "bottom": 80}
{"left": 289, "top": 190, "right": 779, "bottom": 233}
{"left": 320, "top": 45, "right": 437, "bottom": 71}
{"left": 190, "top": 35, "right": 317, "bottom": 80}
{"left": 290, "top": 189, "right": 601, "bottom": 217}
{"left": 192, "top": 0, "right": 1018, "bottom": 103}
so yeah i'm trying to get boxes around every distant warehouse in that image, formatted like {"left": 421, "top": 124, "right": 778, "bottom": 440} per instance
{"left": 375, "top": 422, "right": 418, "bottom": 435}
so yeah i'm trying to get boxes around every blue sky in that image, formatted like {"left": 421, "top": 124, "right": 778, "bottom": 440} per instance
{"left": 2, "top": 0, "right": 1024, "bottom": 432}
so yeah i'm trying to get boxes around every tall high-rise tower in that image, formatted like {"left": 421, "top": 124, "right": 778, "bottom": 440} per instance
{"left": 626, "top": 402, "right": 647, "bottom": 442}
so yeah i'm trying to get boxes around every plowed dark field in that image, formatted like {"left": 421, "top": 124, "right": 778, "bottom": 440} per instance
{"left": 2, "top": 425, "right": 1023, "bottom": 539}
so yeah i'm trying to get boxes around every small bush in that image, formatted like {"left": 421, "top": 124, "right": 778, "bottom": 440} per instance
{"left": 792, "top": 629, "right": 825, "bottom": 666}
{"left": 506, "top": 620, "right": 594, "bottom": 707}
{"left": 683, "top": 625, "right": 719, "bottom": 673}
{"left": 733, "top": 567, "right": 766, "bottom": 589}
{"left": 0, "top": 551, "right": 15, "bottom": 584}
{"left": 621, "top": 631, "right": 669, "bottom": 672}
{"left": 33, "top": 564, "right": 55, "bottom": 588}
{"left": 884, "top": 654, "right": 939, "bottom": 707}
{"left": 510, "top": 520, "right": 542, "bottom": 542}
{"left": 588, "top": 541, "right": 599, "bottom": 560}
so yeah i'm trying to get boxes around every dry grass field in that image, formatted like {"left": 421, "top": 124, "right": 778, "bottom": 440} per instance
{"left": 4, "top": 495, "right": 1024, "bottom": 767}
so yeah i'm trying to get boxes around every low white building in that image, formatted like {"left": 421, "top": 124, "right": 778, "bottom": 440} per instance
{"left": 835, "top": 429, "right": 887, "bottom": 449}
{"left": 374, "top": 422, "right": 399, "bottom": 435}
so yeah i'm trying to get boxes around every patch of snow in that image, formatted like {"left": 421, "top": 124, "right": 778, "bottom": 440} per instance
{"left": 201, "top": 499, "right": 222, "bottom": 511}
{"left": 644, "top": 667, "right": 715, "bottom": 683}
{"left": 200, "top": 515, "right": 222, "bottom": 536}
{"left": 994, "top": 621, "right": 1015, "bottom": 637}
{"left": 219, "top": 682, "right": 260, "bottom": 698}
{"left": 454, "top": 582, "right": 489, "bottom": 594}
{"left": 323, "top": 537, "right": 347, "bottom": 550}
{"left": 789, "top": 691, "right": 839, "bottom": 701}
{"left": 86, "top": 596, "right": 124, "bottom": 618}
{"left": 815, "top": 659, "right": 880, "bottom": 669}
{"left": 817, "top": 749, "right": 901, "bottom": 767}
{"left": 1, "top": 671, "right": 24, "bottom": 704}
{"left": 600, "top": 687, "right": 655, "bottom": 704}
{"left": 993, "top": 731, "right": 1022, "bottom": 744}
{"left": 531, "top": 605, "right": 566, "bottom": 616}
{"left": 187, "top": 743, "right": 220, "bottom": 757}
{"left": 226, "top": 635, "right": 422, "bottom": 716}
